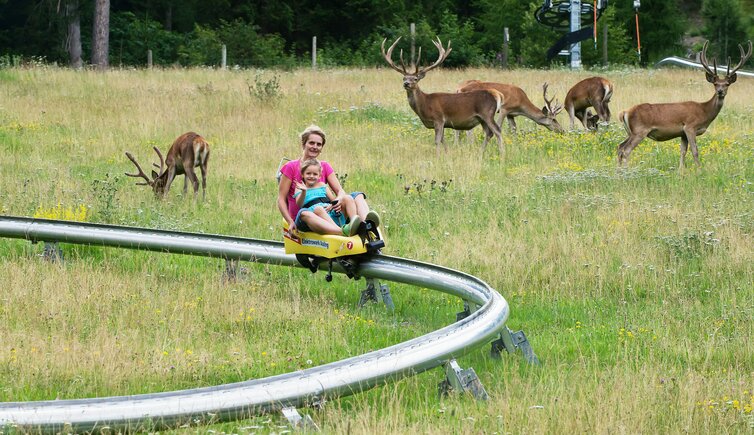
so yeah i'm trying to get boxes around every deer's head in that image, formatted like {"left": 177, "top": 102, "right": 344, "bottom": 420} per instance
{"left": 540, "top": 83, "right": 565, "bottom": 133}
{"left": 125, "top": 147, "right": 169, "bottom": 198}
{"left": 585, "top": 109, "right": 601, "bottom": 131}
{"left": 701, "top": 40, "right": 752, "bottom": 99}
{"left": 381, "top": 37, "right": 452, "bottom": 91}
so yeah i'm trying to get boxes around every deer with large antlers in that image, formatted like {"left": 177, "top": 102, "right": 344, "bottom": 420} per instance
{"left": 125, "top": 131, "right": 210, "bottom": 199}
{"left": 381, "top": 37, "right": 504, "bottom": 155}
{"left": 564, "top": 76, "right": 614, "bottom": 131}
{"left": 456, "top": 80, "right": 565, "bottom": 133}
{"left": 617, "top": 40, "right": 752, "bottom": 169}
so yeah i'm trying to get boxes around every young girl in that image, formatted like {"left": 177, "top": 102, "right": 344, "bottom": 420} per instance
{"left": 294, "top": 159, "right": 361, "bottom": 236}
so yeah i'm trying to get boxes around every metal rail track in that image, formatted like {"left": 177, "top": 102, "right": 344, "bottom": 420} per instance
{"left": 655, "top": 56, "right": 754, "bottom": 77}
{"left": 0, "top": 216, "right": 510, "bottom": 432}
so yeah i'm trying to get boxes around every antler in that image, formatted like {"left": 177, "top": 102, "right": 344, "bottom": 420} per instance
{"left": 727, "top": 40, "right": 753, "bottom": 77}
{"left": 124, "top": 152, "right": 154, "bottom": 186}
{"left": 542, "top": 83, "right": 563, "bottom": 116}
{"left": 153, "top": 146, "right": 165, "bottom": 177}
{"left": 416, "top": 37, "right": 452, "bottom": 76}
{"left": 381, "top": 37, "right": 409, "bottom": 74}
{"left": 699, "top": 40, "right": 718, "bottom": 77}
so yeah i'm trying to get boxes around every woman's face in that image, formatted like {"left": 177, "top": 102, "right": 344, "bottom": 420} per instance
{"left": 303, "top": 134, "right": 324, "bottom": 159}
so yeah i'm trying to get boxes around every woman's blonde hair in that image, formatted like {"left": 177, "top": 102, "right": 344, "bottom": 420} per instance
{"left": 300, "top": 158, "right": 322, "bottom": 175}
{"left": 299, "top": 124, "right": 326, "bottom": 147}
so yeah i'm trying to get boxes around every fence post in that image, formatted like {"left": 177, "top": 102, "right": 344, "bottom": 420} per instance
{"left": 501, "top": 27, "right": 509, "bottom": 69}
{"left": 147, "top": 50, "right": 152, "bottom": 69}
{"left": 221, "top": 44, "right": 227, "bottom": 69}
{"left": 312, "top": 36, "right": 317, "bottom": 69}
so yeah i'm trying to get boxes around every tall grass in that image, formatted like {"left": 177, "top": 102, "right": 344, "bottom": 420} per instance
{"left": 0, "top": 65, "right": 753, "bottom": 433}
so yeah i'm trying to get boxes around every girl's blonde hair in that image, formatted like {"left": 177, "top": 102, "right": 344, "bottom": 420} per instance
{"left": 299, "top": 124, "right": 326, "bottom": 147}
{"left": 300, "top": 158, "right": 322, "bottom": 175}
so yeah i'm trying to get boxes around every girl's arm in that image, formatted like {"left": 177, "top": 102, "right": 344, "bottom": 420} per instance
{"left": 294, "top": 181, "right": 308, "bottom": 208}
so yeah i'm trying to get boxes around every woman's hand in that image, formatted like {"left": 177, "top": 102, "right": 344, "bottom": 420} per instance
{"left": 329, "top": 200, "right": 342, "bottom": 213}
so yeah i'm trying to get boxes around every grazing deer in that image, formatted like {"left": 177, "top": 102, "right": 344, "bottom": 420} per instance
{"left": 564, "top": 76, "right": 614, "bottom": 131}
{"left": 381, "top": 37, "right": 504, "bottom": 155}
{"left": 456, "top": 80, "right": 565, "bottom": 133}
{"left": 617, "top": 40, "right": 751, "bottom": 170}
{"left": 125, "top": 131, "right": 210, "bottom": 199}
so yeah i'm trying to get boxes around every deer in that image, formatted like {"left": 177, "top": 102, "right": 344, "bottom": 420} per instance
{"left": 617, "top": 40, "right": 752, "bottom": 170}
{"left": 381, "top": 37, "right": 505, "bottom": 155}
{"left": 455, "top": 80, "right": 565, "bottom": 134}
{"left": 564, "top": 76, "right": 614, "bottom": 131}
{"left": 125, "top": 131, "right": 210, "bottom": 199}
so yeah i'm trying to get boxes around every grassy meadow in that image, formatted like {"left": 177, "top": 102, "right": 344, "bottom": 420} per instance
{"left": 0, "top": 64, "right": 753, "bottom": 433}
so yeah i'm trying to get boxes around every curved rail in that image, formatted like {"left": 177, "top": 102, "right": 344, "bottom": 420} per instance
{"left": 655, "top": 56, "right": 754, "bottom": 77}
{"left": 0, "top": 216, "right": 509, "bottom": 432}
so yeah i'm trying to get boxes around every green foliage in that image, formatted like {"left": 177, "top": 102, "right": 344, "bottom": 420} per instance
{"left": 613, "top": 0, "right": 686, "bottom": 64}
{"left": 110, "top": 12, "right": 183, "bottom": 66}
{"left": 214, "top": 19, "right": 295, "bottom": 68}
{"left": 246, "top": 72, "right": 282, "bottom": 103}
{"left": 519, "top": 3, "right": 561, "bottom": 67}
{"left": 91, "top": 173, "right": 121, "bottom": 223}
{"left": 701, "top": 0, "right": 749, "bottom": 65}
{"left": 178, "top": 24, "right": 223, "bottom": 66}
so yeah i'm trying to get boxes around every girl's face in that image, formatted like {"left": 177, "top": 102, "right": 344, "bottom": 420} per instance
{"left": 303, "top": 134, "right": 324, "bottom": 159}
{"left": 302, "top": 165, "right": 321, "bottom": 186}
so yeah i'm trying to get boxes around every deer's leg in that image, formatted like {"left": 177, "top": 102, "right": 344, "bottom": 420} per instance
{"left": 200, "top": 162, "right": 208, "bottom": 200}
{"left": 577, "top": 109, "right": 588, "bottom": 130}
{"left": 596, "top": 102, "right": 610, "bottom": 123}
{"left": 678, "top": 135, "right": 689, "bottom": 170}
{"left": 163, "top": 166, "right": 177, "bottom": 197}
{"left": 617, "top": 134, "right": 645, "bottom": 167}
{"left": 507, "top": 115, "right": 517, "bottom": 134}
{"left": 185, "top": 166, "right": 200, "bottom": 198}
{"left": 434, "top": 122, "right": 446, "bottom": 153}
{"left": 683, "top": 128, "right": 701, "bottom": 168}
{"left": 481, "top": 119, "right": 503, "bottom": 156}
{"left": 183, "top": 175, "right": 188, "bottom": 195}
{"left": 568, "top": 106, "right": 577, "bottom": 130}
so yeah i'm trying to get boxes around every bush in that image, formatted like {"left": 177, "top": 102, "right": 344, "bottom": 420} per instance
{"left": 110, "top": 12, "right": 183, "bottom": 66}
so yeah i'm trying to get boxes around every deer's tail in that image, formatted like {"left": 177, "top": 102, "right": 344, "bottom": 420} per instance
{"left": 618, "top": 110, "right": 632, "bottom": 135}
{"left": 487, "top": 89, "right": 505, "bottom": 112}
{"left": 603, "top": 82, "right": 613, "bottom": 103}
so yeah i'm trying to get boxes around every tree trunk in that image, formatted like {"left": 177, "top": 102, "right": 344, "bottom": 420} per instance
{"left": 65, "top": 0, "right": 83, "bottom": 69}
{"left": 91, "top": 0, "right": 110, "bottom": 70}
{"left": 165, "top": 1, "right": 173, "bottom": 32}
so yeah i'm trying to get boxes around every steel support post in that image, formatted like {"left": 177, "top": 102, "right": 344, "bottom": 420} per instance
{"left": 437, "top": 359, "right": 489, "bottom": 400}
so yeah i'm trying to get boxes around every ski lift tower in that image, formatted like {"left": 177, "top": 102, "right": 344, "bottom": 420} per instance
{"left": 536, "top": 0, "right": 609, "bottom": 69}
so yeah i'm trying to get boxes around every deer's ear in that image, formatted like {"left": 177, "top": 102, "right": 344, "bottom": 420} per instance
{"left": 705, "top": 72, "right": 716, "bottom": 83}
{"left": 417, "top": 71, "right": 426, "bottom": 80}
{"left": 151, "top": 170, "right": 159, "bottom": 179}
{"left": 728, "top": 73, "right": 737, "bottom": 84}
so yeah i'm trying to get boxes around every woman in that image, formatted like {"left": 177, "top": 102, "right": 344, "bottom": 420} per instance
{"left": 277, "top": 124, "right": 379, "bottom": 235}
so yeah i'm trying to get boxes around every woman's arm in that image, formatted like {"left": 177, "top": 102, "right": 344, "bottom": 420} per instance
{"left": 326, "top": 172, "right": 347, "bottom": 200}
{"left": 277, "top": 175, "right": 295, "bottom": 229}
